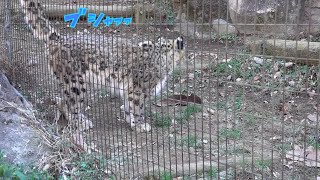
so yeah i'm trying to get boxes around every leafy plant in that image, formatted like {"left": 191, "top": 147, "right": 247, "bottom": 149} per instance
{"left": 0, "top": 150, "right": 54, "bottom": 180}
{"left": 160, "top": 171, "right": 172, "bottom": 180}
{"left": 219, "top": 33, "right": 238, "bottom": 43}
{"left": 71, "top": 153, "right": 106, "bottom": 179}
{"left": 234, "top": 91, "right": 243, "bottom": 111}
{"left": 157, "top": 0, "right": 175, "bottom": 25}
{"left": 207, "top": 166, "right": 218, "bottom": 178}
{"left": 171, "top": 68, "right": 183, "bottom": 81}
{"left": 219, "top": 128, "right": 242, "bottom": 140}
{"left": 243, "top": 113, "right": 257, "bottom": 126}
{"left": 152, "top": 113, "right": 172, "bottom": 127}
{"left": 180, "top": 135, "right": 203, "bottom": 148}
{"left": 255, "top": 159, "right": 271, "bottom": 170}
{"left": 177, "top": 104, "right": 202, "bottom": 123}
{"left": 213, "top": 59, "right": 242, "bottom": 77}
{"left": 308, "top": 137, "right": 320, "bottom": 149}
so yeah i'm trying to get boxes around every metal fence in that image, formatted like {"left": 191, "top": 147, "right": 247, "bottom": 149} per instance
{"left": 1, "top": 0, "right": 320, "bottom": 179}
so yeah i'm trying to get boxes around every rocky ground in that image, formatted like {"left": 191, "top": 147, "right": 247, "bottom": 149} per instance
{"left": 0, "top": 71, "right": 51, "bottom": 167}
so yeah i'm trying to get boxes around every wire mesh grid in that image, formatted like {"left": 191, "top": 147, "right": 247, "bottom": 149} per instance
{"left": 1, "top": 0, "right": 320, "bottom": 179}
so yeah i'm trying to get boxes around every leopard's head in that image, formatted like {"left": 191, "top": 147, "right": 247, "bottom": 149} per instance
{"left": 138, "top": 36, "right": 186, "bottom": 64}
{"left": 156, "top": 36, "right": 184, "bottom": 49}
{"left": 138, "top": 40, "right": 154, "bottom": 51}
{"left": 156, "top": 36, "right": 186, "bottom": 64}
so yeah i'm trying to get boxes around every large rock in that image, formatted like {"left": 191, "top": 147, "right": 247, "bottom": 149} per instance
{"left": 211, "top": 19, "right": 238, "bottom": 35}
{"left": 0, "top": 73, "right": 51, "bottom": 165}
{"left": 174, "top": 12, "right": 216, "bottom": 39}
{"left": 305, "top": 0, "right": 320, "bottom": 33}
{"left": 183, "top": 0, "right": 229, "bottom": 23}
{"left": 228, "top": 0, "right": 320, "bottom": 36}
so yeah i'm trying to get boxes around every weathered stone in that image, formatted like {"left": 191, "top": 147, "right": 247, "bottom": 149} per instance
{"left": 174, "top": 14, "right": 216, "bottom": 39}
{"left": 211, "top": 19, "right": 238, "bottom": 35}
{"left": 253, "top": 57, "right": 264, "bottom": 65}
{"left": 0, "top": 73, "right": 51, "bottom": 165}
{"left": 305, "top": 0, "right": 320, "bottom": 33}
{"left": 183, "top": 0, "right": 228, "bottom": 23}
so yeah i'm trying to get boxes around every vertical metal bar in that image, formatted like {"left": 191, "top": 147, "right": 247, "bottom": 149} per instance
{"left": 4, "top": 0, "right": 13, "bottom": 70}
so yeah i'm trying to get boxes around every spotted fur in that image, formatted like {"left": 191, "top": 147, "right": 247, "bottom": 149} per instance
{"left": 20, "top": 0, "right": 186, "bottom": 132}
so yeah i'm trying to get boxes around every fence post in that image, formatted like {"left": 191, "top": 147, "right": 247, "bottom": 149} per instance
{"left": 4, "top": 0, "right": 15, "bottom": 84}
{"left": 4, "top": 0, "right": 12, "bottom": 63}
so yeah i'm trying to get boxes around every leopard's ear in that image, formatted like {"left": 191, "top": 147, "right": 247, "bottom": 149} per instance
{"left": 176, "top": 36, "right": 184, "bottom": 50}
{"left": 157, "top": 36, "right": 166, "bottom": 44}
{"left": 157, "top": 36, "right": 168, "bottom": 47}
{"left": 138, "top": 40, "right": 154, "bottom": 51}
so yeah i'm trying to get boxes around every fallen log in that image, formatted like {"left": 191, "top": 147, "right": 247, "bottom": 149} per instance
{"left": 246, "top": 38, "right": 320, "bottom": 65}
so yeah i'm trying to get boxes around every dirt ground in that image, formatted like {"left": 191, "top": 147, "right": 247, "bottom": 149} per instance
{"left": 2, "top": 0, "right": 320, "bottom": 179}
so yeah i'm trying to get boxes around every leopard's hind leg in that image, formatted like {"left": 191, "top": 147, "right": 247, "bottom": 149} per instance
{"left": 63, "top": 76, "right": 93, "bottom": 131}
{"left": 51, "top": 57, "right": 93, "bottom": 131}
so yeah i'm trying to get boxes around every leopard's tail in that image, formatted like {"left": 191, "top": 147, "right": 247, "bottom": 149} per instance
{"left": 19, "top": 0, "right": 60, "bottom": 43}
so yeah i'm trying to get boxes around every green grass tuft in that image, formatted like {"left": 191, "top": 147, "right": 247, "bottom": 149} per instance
{"left": 152, "top": 113, "right": 172, "bottom": 128}
{"left": 0, "top": 150, "right": 54, "bottom": 180}
{"left": 177, "top": 104, "right": 202, "bottom": 123}
{"left": 219, "top": 128, "right": 242, "bottom": 140}
{"left": 180, "top": 135, "right": 203, "bottom": 149}
{"left": 207, "top": 166, "right": 218, "bottom": 178}
{"left": 160, "top": 171, "right": 172, "bottom": 180}
{"left": 70, "top": 153, "right": 106, "bottom": 179}
{"left": 255, "top": 159, "right": 271, "bottom": 170}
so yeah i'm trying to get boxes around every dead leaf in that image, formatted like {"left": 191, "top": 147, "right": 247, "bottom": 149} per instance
{"left": 313, "top": 104, "right": 320, "bottom": 112}
{"left": 285, "top": 62, "right": 294, "bottom": 68}
{"left": 207, "top": 108, "right": 215, "bottom": 115}
{"left": 279, "top": 102, "right": 291, "bottom": 115}
{"left": 308, "top": 90, "right": 317, "bottom": 97}
{"left": 274, "top": 71, "right": 281, "bottom": 79}
{"left": 253, "top": 75, "right": 260, "bottom": 81}
{"left": 104, "top": 168, "right": 112, "bottom": 175}
{"left": 284, "top": 114, "right": 293, "bottom": 122}
{"left": 273, "top": 171, "right": 280, "bottom": 178}
{"left": 155, "top": 94, "right": 202, "bottom": 107}
{"left": 269, "top": 136, "right": 281, "bottom": 141}
{"left": 219, "top": 91, "right": 225, "bottom": 97}
{"left": 173, "top": 177, "right": 184, "bottom": 180}
{"left": 179, "top": 78, "right": 187, "bottom": 84}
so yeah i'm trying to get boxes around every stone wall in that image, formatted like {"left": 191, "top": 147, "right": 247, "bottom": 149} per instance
{"left": 182, "top": 0, "right": 229, "bottom": 22}
{"left": 178, "top": 0, "right": 319, "bottom": 38}
{"left": 228, "top": 0, "right": 320, "bottom": 36}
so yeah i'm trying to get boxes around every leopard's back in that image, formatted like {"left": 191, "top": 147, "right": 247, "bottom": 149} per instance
{"left": 20, "top": 0, "right": 185, "bottom": 132}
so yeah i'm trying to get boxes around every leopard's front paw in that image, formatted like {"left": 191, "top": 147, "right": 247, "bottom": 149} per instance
{"left": 68, "top": 113, "right": 93, "bottom": 131}
{"left": 127, "top": 116, "right": 151, "bottom": 132}
{"left": 134, "top": 123, "right": 151, "bottom": 133}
